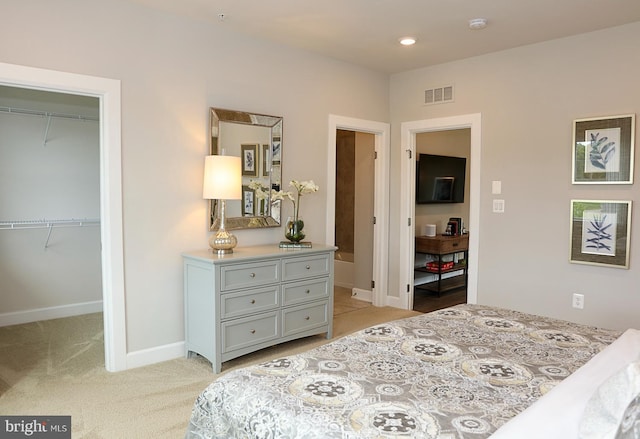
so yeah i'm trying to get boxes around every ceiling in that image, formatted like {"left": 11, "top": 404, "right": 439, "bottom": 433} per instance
{"left": 129, "top": 0, "right": 640, "bottom": 74}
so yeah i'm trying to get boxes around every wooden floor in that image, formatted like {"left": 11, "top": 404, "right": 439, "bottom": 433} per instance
{"left": 412, "top": 287, "right": 467, "bottom": 313}
{"left": 335, "top": 285, "right": 466, "bottom": 315}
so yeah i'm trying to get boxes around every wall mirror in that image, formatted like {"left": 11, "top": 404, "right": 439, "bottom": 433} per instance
{"left": 209, "top": 107, "right": 282, "bottom": 230}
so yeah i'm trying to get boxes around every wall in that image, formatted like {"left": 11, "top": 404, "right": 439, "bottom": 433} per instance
{"left": 0, "top": 87, "right": 101, "bottom": 323}
{"left": 390, "top": 22, "right": 640, "bottom": 331}
{"left": 0, "top": 0, "right": 389, "bottom": 355}
{"left": 415, "top": 129, "right": 470, "bottom": 236}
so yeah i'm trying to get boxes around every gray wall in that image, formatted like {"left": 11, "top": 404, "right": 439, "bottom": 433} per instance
{"left": 390, "top": 22, "right": 640, "bottom": 331}
{"left": 0, "top": 0, "right": 389, "bottom": 353}
{"left": 0, "top": 88, "right": 101, "bottom": 321}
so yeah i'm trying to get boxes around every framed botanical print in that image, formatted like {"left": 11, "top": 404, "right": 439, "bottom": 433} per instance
{"left": 242, "top": 185, "right": 255, "bottom": 216}
{"left": 572, "top": 114, "right": 635, "bottom": 184}
{"left": 569, "top": 199, "right": 631, "bottom": 269}
{"left": 241, "top": 144, "right": 258, "bottom": 177}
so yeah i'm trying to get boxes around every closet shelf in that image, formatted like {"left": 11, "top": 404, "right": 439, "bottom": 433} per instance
{"left": 0, "top": 218, "right": 101, "bottom": 230}
{"left": 0, "top": 106, "right": 98, "bottom": 122}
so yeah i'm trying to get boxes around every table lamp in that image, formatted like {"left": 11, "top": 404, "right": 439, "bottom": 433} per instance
{"left": 203, "top": 155, "right": 242, "bottom": 255}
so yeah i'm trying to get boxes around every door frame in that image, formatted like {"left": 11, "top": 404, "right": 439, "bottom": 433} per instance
{"left": 327, "top": 115, "right": 390, "bottom": 307}
{"left": 399, "top": 113, "right": 481, "bottom": 310}
{"left": 0, "top": 62, "right": 126, "bottom": 371}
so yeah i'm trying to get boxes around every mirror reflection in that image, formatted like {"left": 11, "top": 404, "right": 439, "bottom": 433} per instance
{"left": 209, "top": 108, "right": 282, "bottom": 230}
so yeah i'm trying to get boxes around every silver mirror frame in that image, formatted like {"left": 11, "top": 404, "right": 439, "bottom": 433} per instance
{"left": 209, "top": 107, "right": 283, "bottom": 231}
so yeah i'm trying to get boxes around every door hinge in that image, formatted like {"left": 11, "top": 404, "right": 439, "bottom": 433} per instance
{"left": 371, "top": 280, "right": 375, "bottom": 289}
{"left": 408, "top": 217, "right": 412, "bottom": 226}
{"left": 373, "top": 216, "right": 376, "bottom": 225}
{"left": 407, "top": 149, "right": 412, "bottom": 159}
{"left": 374, "top": 151, "right": 378, "bottom": 159}
{"left": 406, "top": 284, "right": 410, "bottom": 293}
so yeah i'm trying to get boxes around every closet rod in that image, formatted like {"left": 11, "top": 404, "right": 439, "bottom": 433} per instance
{"left": 0, "top": 106, "right": 99, "bottom": 122}
{"left": 0, "top": 218, "right": 101, "bottom": 230}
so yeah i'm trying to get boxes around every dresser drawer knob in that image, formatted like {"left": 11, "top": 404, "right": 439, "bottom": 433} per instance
{"left": 306, "top": 265, "right": 311, "bottom": 270}
{"left": 305, "top": 316, "right": 310, "bottom": 320}
{"left": 250, "top": 299, "right": 256, "bottom": 304}
{"left": 249, "top": 272, "right": 256, "bottom": 278}
{"left": 305, "top": 289, "right": 310, "bottom": 294}
{"left": 250, "top": 329, "right": 256, "bottom": 334}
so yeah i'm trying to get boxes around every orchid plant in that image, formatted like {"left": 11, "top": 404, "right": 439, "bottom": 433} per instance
{"left": 272, "top": 180, "right": 319, "bottom": 222}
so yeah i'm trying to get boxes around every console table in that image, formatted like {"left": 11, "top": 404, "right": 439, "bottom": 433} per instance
{"left": 414, "top": 234, "right": 468, "bottom": 296}
{"left": 183, "top": 244, "right": 336, "bottom": 373}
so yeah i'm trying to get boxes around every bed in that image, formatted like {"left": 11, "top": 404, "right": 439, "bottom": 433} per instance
{"left": 185, "top": 304, "right": 640, "bottom": 438}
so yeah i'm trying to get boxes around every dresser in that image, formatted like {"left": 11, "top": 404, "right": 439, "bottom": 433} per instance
{"left": 183, "top": 244, "right": 337, "bottom": 373}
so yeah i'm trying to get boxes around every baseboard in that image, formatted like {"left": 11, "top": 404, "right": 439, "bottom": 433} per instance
{"left": 0, "top": 300, "right": 103, "bottom": 327}
{"left": 334, "top": 281, "right": 355, "bottom": 289}
{"left": 126, "top": 341, "right": 185, "bottom": 370}
{"left": 385, "top": 294, "right": 405, "bottom": 309}
{"left": 351, "top": 288, "right": 372, "bottom": 302}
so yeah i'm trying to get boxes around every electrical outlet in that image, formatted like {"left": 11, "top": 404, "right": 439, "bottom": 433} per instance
{"left": 572, "top": 293, "right": 584, "bottom": 309}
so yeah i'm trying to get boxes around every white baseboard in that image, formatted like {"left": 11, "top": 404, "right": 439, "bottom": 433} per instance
{"left": 0, "top": 300, "right": 103, "bottom": 327}
{"left": 126, "top": 341, "right": 185, "bottom": 370}
{"left": 385, "top": 294, "right": 406, "bottom": 309}
{"left": 351, "top": 288, "right": 372, "bottom": 302}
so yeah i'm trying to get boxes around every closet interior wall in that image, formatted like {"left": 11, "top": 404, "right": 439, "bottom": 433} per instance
{"left": 0, "top": 86, "right": 102, "bottom": 326}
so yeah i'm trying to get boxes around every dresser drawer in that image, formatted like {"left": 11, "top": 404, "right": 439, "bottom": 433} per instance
{"left": 221, "top": 286, "right": 280, "bottom": 320}
{"left": 282, "top": 253, "right": 330, "bottom": 281}
{"left": 282, "top": 301, "right": 329, "bottom": 337}
{"left": 220, "top": 260, "right": 279, "bottom": 291}
{"left": 222, "top": 311, "right": 279, "bottom": 354}
{"left": 282, "top": 278, "right": 330, "bottom": 306}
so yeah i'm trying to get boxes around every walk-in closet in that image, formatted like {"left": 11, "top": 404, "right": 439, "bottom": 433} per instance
{"left": 0, "top": 85, "right": 102, "bottom": 328}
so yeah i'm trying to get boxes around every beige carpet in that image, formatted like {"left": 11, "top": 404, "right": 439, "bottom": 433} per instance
{"left": 0, "top": 290, "right": 419, "bottom": 438}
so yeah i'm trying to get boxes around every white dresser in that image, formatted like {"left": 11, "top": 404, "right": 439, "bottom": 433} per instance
{"left": 183, "top": 244, "right": 337, "bottom": 373}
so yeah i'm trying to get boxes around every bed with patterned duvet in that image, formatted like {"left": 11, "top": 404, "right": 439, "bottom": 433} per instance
{"left": 185, "top": 304, "right": 640, "bottom": 438}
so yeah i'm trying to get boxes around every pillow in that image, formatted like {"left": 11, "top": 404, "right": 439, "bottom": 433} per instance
{"left": 578, "top": 361, "right": 640, "bottom": 439}
{"left": 490, "top": 329, "right": 640, "bottom": 439}
{"left": 614, "top": 393, "right": 640, "bottom": 439}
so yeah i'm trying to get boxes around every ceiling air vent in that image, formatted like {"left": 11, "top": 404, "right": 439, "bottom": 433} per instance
{"left": 424, "top": 85, "right": 454, "bottom": 105}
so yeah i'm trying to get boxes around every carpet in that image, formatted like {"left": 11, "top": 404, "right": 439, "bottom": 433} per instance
{"left": 0, "top": 302, "right": 418, "bottom": 438}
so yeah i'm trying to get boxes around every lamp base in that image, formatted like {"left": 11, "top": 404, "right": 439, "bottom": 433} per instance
{"left": 209, "top": 229, "right": 237, "bottom": 255}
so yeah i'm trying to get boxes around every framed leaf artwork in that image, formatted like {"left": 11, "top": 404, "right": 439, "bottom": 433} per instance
{"left": 569, "top": 199, "right": 631, "bottom": 269}
{"left": 572, "top": 114, "right": 635, "bottom": 184}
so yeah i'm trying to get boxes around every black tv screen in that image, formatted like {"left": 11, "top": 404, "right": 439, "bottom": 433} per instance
{"left": 416, "top": 154, "right": 466, "bottom": 204}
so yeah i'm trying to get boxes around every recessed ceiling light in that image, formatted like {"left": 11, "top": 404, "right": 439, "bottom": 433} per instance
{"left": 399, "top": 37, "right": 416, "bottom": 46}
{"left": 468, "top": 18, "right": 487, "bottom": 30}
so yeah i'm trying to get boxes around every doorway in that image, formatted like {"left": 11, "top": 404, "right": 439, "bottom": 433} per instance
{"left": 398, "top": 114, "right": 481, "bottom": 311}
{"left": 0, "top": 62, "right": 126, "bottom": 371}
{"left": 326, "top": 115, "right": 390, "bottom": 307}
{"left": 334, "top": 129, "right": 375, "bottom": 301}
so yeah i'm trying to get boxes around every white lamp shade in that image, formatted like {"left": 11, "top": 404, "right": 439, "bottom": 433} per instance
{"left": 203, "top": 155, "right": 242, "bottom": 200}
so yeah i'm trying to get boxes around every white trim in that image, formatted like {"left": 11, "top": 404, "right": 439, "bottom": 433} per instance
{"left": 0, "top": 301, "right": 103, "bottom": 327}
{"left": 351, "top": 287, "right": 372, "bottom": 303}
{"left": 126, "top": 341, "right": 185, "bottom": 370}
{"left": 399, "top": 113, "right": 481, "bottom": 310}
{"left": 327, "top": 115, "right": 390, "bottom": 307}
{"left": 0, "top": 62, "right": 126, "bottom": 372}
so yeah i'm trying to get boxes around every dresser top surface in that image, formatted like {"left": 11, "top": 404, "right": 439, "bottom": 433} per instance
{"left": 183, "top": 243, "right": 337, "bottom": 264}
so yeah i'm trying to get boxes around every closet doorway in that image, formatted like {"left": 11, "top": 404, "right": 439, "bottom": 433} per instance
{"left": 0, "top": 62, "right": 126, "bottom": 372}
{"left": 0, "top": 86, "right": 103, "bottom": 361}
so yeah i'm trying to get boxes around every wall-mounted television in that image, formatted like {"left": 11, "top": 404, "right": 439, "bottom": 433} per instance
{"left": 416, "top": 153, "right": 466, "bottom": 204}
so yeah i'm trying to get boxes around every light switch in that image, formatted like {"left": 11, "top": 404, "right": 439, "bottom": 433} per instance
{"left": 492, "top": 180, "right": 502, "bottom": 195}
{"left": 493, "top": 199, "right": 505, "bottom": 213}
